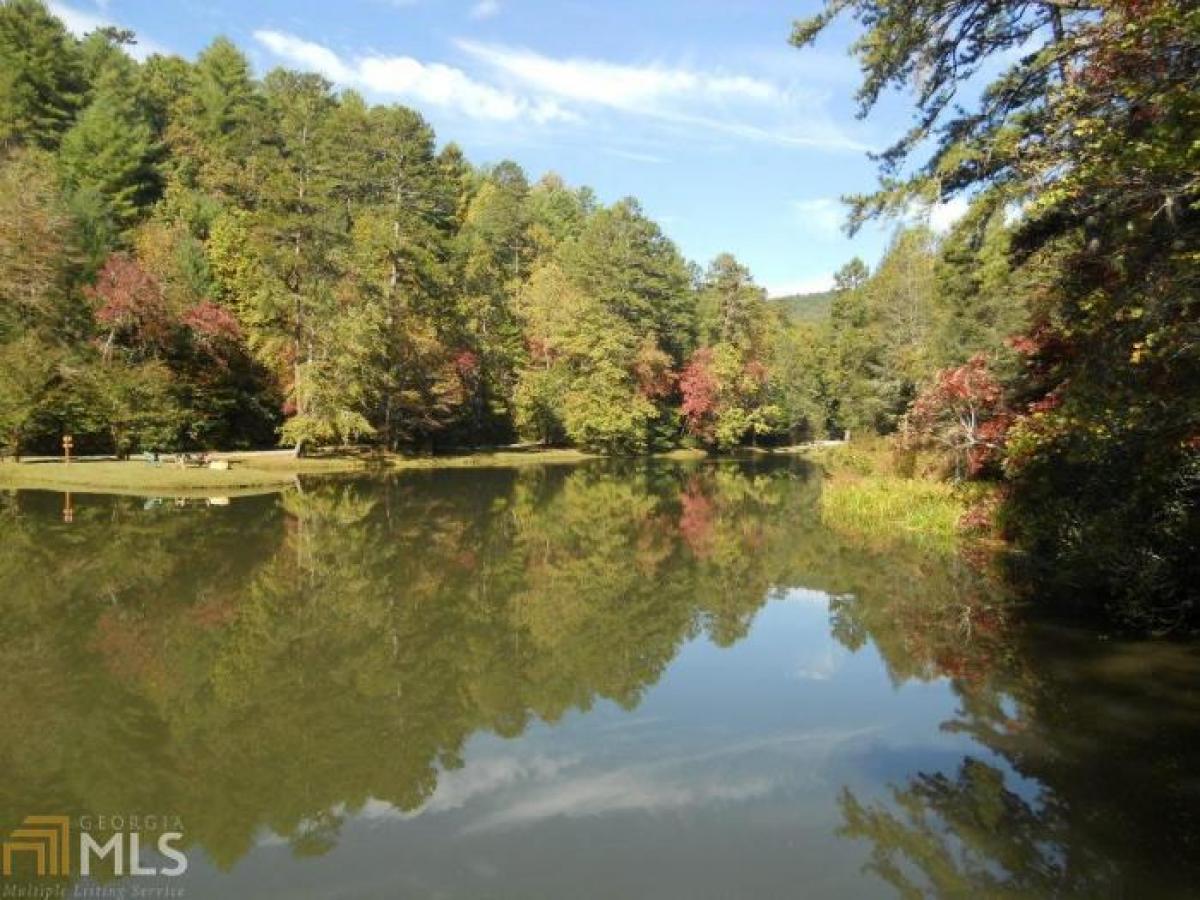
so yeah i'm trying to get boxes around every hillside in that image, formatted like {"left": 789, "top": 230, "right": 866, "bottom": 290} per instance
{"left": 770, "top": 290, "right": 835, "bottom": 324}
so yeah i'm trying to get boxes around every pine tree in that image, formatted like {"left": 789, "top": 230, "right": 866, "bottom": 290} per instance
{"left": 191, "top": 37, "right": 257, "bottom": 141}
{"left": 0, "top": 0, "right": 85, "bottom": 149}
{"left": 561, "top": 198, "right": 695, "bottom": 361}
{"left": 58, "top": 67, "right": 159, "bottom": 232}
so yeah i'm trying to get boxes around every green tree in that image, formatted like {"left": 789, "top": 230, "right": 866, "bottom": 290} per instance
{"left": 189, "top": 37, "right": 257, "bottom": 143}
{"left": 0, "top": 0, "right": 84, "bottom": 149}
{"left": 0, "top": 150, "right": 81, "bottom": 340}
{"left": 796, "top": 0, "right": 1200, "bottom": 625}
{"left": 0, "top": 335, "right": 60, "bottom": 458}
{"left": 932, "top": 203, "right": 1024, "bottom": 369}
{"left": 561, "top": 198, "right": 695, "bottom": 361}
{"left": 526, "top": 172, "right": 595, "bottom": 259}
{"left": 515, "top": 260, "right": 657, "bottom": 452}
{"left": 58, "top": 66, "right": 159, "bottom": 232}
{"left": 682, "top": 254, "right": 785, "bottom": 448}
{"left": 343, "top": 101, "right": 464, "bottom": 446}
{"left": 247, "top": 70, "right": 344, "bottom": 451}
{"left": 81, "top": 357, "right": 181, "bottom": 456}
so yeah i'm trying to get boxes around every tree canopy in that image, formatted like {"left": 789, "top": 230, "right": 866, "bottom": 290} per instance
{"left": 0, "top": 1, "right": 823, "bottom": 459}
{"left": 794, "top": 0, "right": 1200, "bottom": 626}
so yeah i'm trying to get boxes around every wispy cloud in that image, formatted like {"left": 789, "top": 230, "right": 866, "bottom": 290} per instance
{"left": 464, "top": 769, "right": 774, "bottom": 832}
{"left": 793, "top": 197, "right": 847, "bottom": 237}
{"left": 251, "top": 30, "right": 867, "bottom": 150}
{"left": 461, "top": 727, "right": 878, "bottom": 833}
{"left": 48, "top": 1, "right": 168, "bottom": 60}
{"left": 456, "top": 40, "right": 779, "bottom": 109}
{"left": 894, "top": 196, "right": 972, "bottom": 233}
{"left": 469, "top": 0, "right": 501, "bottom": 20}
{"left": 795, "top": 193, "right": 971, "bottom": 244}
{"left": 456, "top": 40, "right": 869, "bottom": 151}
{"left": 254, "top": 30, "right": 575, "bottom": 124}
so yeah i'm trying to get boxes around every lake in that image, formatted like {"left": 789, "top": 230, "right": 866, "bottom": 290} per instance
{"left": 2, "top": 459, "right": 1198, "bottom": 898}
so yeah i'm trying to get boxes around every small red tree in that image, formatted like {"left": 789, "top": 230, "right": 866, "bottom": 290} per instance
{"left": 680, "top": 347, "right": 719, "bottom": 440}
{"left": 906, "top": 353, "right": 1010, "bottom": 477}
{"left": 86, "top": 254, "right": 171, "bottom": 360}
{"left": 182, "top": 301, "right": 243, "bottom": 356}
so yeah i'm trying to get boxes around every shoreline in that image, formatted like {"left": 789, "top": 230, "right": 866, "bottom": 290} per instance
{"left": 0, "top": 447, "right": 709, "bottom": 496}
{"left": 0, "top": 442, "right": 986, "bottom": 552}
{"left": 0, "top": 443, "right": 845, "bottom": 498}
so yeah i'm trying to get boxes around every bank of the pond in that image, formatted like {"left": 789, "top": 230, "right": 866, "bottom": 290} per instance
{"left": 0, "top": 447, "right": 633, "bottom": 495}
{"left": 0, "top": 444, "right": 983, "bottom": 556}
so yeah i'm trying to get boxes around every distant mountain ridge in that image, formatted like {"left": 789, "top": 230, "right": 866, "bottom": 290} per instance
{"left": 769, "top": 290, "right": 834, "bottom": 324}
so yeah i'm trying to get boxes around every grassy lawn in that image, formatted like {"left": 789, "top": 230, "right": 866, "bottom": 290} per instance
{"left": 0, "top": 458, "right": 309, "bottom": 496}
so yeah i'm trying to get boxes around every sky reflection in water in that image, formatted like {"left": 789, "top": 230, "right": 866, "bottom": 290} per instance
{"left": 1, "top": 460, "right": 1197, "bottom": 898}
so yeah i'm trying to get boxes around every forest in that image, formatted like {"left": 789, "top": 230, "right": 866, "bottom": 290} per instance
{"left": 0, "top": 0, "right": 1196, "bottom": 627}
{"left": 0, "top": 0, "right": 825, "bottom": 460}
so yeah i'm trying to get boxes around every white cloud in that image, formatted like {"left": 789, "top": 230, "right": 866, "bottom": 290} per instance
{"left": 48, "top": 1, "right": 107, "bottom": 36}
{"left": 255, "top": 30, "right": 353, "bottom": 81}
{"left": 794, "top": 194, "right": 970, "bottom": 244}
{"left": 254, "top": 30, "right": 575, "bottom": 124}
{"left": 463, "top": 769, "right": 774, "bottom": 832}
{"left": 457, "top": 40, "right": 778, "bottom": 110}
{"left": 453, "top": 40, "right": 868, "bottom": 151}
{"left": 897, "top": 196, "right": 971, "bottom": 233}
{"left": 252, "top": 31, "right": 867, "bottom": 149}
{"left": 470, "top": 0, "right": 501, "bottom": 20}
{"left": 48, "top": 1, "right": 168, "bottom": 60}
{"left": 792, "top": 646, "right": 846, "bottom": 681}
{"left": 358, "top": 754, "right": 580, "bottom": 820}
{"left": 928, "top": 196, "right": 970, "bottom": 232}
{"left": 793, "top": 197, "right": 846, "bottom": 238}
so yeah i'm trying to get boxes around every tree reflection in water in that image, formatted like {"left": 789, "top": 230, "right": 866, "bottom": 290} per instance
{"left": 0, "top": 460, "right": 1195, "bottom": 895}
{"left": 833, "top": 581, "right": 1200, "bottom": 897}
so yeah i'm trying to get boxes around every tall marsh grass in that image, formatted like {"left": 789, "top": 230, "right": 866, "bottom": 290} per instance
{"left": 807, "top": 439, "right": 998, "bottom": 553}
{"left": 819, "top": 475, "right": 963, "bottom": 553}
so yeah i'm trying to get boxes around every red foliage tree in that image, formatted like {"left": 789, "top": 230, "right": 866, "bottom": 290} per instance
{"left": 633, "top": 339, "right": 675, "bottom": 400}
{"left": 182, "top": 301, "right": 243, "bottom": 352}
{"left": 680, "top": 347, "right": 719, "bottom": 440}
{"left": 907, "top": 353, "right": 1011, "bottom": 477}
{"left": 86, "top": 254, "right": 172, "bottom": 359}
{"left": 454, "top": 349, "right": 479, "bottom": 378}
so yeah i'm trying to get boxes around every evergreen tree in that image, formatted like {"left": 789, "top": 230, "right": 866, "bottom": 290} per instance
{"left": 58, "top": 66, "right": 159, "bottom": 232}
{"left": 0, "top": 0, "right": 84, "bottom": 150}
{"left": 561, "top": 198, "right": 695, "bottom": 361}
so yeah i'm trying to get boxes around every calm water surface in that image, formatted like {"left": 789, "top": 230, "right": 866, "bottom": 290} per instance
{"left": 2, "top": 460, "right": 1198, "bottom": 898}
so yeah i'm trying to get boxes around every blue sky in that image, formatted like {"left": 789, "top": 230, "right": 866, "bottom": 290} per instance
{"left": 47, "top": 0, "right": 968, "bottom": 296}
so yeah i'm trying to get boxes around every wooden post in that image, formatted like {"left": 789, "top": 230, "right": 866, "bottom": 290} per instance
{"left": 62, "top": 435, "right": 74, "bottom": 466}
